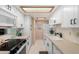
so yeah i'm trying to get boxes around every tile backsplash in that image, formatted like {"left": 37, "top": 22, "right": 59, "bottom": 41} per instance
{"left": 54, "top": 25, "right": 79, "bottom": 44}
{"left": 7, "top": 28, "right": 16, "bottom": 35}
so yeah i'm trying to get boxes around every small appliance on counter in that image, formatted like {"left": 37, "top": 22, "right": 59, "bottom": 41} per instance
{"left": 16, "top": 28, "right": 23, "bottom": 36}
{"left": 49, "top": 28, "right": 55, "bottom": 34}
{"left": 55, "top": 32, "right": 63, "bottom": 38}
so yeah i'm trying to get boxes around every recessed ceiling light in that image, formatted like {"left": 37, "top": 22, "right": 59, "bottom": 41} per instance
{"left": 21, "top": 6, "right": 54, "bottom": 13}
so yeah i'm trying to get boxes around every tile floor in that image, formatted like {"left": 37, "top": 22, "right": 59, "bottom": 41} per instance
{"left": 29, "top": 40, "right": 47, "bottom": 54}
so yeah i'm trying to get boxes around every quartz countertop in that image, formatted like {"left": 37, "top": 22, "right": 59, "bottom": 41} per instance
{"left": 0, "top": 34, "right": 30, "bottom": 40}
{"left": 53, "top": 40, "right": 79, "bottom": 54}
{"left": 0, "top": 35, "right": 13, "bottom": 39}
{"left": 0, "top": 35, "right": 30, "bottom": 46}
{"left": 15, "top": 35, "right": 30, "bottom": 39}
{"left": 44, "top": 33, "right": 79, "bottom": 54}
{"left": 44, "top": 34, "right": 63, "bottom": 41}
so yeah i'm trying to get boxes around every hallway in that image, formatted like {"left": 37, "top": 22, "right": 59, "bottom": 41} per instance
{"left": 29, "top": 40, "right": 47, "bottom": 54}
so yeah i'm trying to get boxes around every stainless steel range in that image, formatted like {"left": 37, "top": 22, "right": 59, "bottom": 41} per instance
{"left": 0, "top": 39, "right": 26, "bottom": 54}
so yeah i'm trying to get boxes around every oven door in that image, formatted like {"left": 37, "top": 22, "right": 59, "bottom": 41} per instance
{"left": 16, "top": 42, "right": 26, "bottom": 54}
{"left": 10, "top": 40, "right": 26, "bottom": 54}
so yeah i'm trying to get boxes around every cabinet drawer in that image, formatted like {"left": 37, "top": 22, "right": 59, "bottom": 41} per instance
{"left": 53, "top": 45, "right": 62, "bottom": 54}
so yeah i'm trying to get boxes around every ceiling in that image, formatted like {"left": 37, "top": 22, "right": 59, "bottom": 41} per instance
{"left": 20, "top": 6, "right": 54, "bottom": 13}
{"left": 18, "top": 5, "right": 57, "bottom": 20}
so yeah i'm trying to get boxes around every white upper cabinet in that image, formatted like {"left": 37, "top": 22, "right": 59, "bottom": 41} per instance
{"left": 15, "top": 11, "right": 25, "bottom": 28}
{"left": 0, "top": 5, "right": 25, "bottom": 28}
{"left": 0, "top": 15, "right": 15, "bottom": 27}
{"left": 61, "top": 6, "right": 79, "bottom": 28}
{"left": 49, "top": 18, "right": 54, "bottom": 26}
{"left": 11, "top": 6, "right": 25, "bottom": 28}
{"left": 0, "top": 5, "right": 16, "bottom": 19}
{"left": 49, "top": 6, "right": 63, "bottom": 26}
{"left": 0, "top": 5, "right": 16, "bottom": 27}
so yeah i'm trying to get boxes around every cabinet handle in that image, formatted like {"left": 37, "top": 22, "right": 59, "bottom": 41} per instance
{"left": 70, "top": 19, "right": 73, "bottom": 24}
{"left": 70, "top": 18, "right": 77, "bottom": 25}
{"left": 54, "top": 20, "right": 56, "bottom": 23}
{"left": 47, "top": 43, "right": 49, "bottom": 47}
{"left": 74, "top": 18, "right": 77, "bottom": 24}
{"left": 27, "top": 42, "right": 29, "bottom": 45}
{"left": 7, "top": 5, "right": 11, "bottom": 11}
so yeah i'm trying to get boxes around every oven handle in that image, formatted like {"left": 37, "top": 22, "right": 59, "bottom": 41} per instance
{"left": 16, "top": 42, "right": 26, "bottom": 54}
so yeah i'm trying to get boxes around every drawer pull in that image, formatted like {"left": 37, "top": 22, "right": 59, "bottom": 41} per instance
{"left": 47, "top": 43, "right": 49, "bottom": 47}
{"left": 27, "top": 42, "right": 29, "bottom": 45}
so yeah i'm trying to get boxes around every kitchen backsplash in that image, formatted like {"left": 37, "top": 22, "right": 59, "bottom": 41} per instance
{"left": 7, "top": 28, "right": 16, "bottom": 35}
{"left": 53, "top": 25, "right": 79, "bottom": 44}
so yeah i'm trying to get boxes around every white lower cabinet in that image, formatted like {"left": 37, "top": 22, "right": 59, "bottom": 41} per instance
{"left": 26, "top": 36, "right": 32, "bottom": 53}
{"left": 44, "top": 36, "right": 63, "bottom": 54}
{"left": 52, "top": 44, "right": 62, "bottom": 54}
{"left": 44, "top": 36, "right": 53, "bottom": 54}
{"left": 46, "top": 39, "right": 53, "bottom": 54}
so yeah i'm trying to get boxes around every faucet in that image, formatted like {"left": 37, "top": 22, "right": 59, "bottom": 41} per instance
{"left": 59, "top": 33, "right": 62, "bottom": 38}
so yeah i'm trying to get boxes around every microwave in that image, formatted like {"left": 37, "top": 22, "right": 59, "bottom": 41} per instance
{"left": 0, "top": 29, "right": 7, "bottom": 35}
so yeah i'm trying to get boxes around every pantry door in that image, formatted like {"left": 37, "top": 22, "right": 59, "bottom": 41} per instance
{"left": 35, "top": 20, "right": 43, "bottom": 40}
{"left": 34, "top": 18, "right": 48, "bottom": 40}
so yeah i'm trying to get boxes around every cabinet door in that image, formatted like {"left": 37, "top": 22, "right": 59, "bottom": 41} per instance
{"left": 62, "top": 6, "right": 79, "bottom": 28}
{"left": 43, "top": 36, "right": 53, "bottom": 54}
{"left": 49, "top": 18, "right": 54, "bottom": 25}
{"left": 26, "top": 39, "right": 30, "bottom": 49}
{"left": 16, "top": 14, "right": 24, "bottom": 28}
{"left": 0, "top": 6, "right": 15, "bottom": 19}
{"left": 26, "top": 39, "right": 29, "bottom": 53}
{"left": 49, "top": 6, "right": 63, "bottom": 25}
{"left": 6, "top": 17, "right": 15, "bottom": 24}
{"left": 46, "top": 38, "right": 53, "bottom": 54}
{"left": 43, "top": 36, "right": 47, "bottom": 48}
{"left": 26, "top": 37, "right": 32, "bottom": 53}
{"left": 0, "top": 15, "right": 15, "bottom": 26}
{"left": 53, "top": 45, "right": 62, "bottom": 54}
{"left": 0, "top": 15, "right": 6, "bottom": 23}
{"left": 28, "top": 37, "right": 32, "bottom": 49}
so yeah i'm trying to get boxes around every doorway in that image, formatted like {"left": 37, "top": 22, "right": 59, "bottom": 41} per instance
{"left": 35, "top": 20, "right": 43, "bottom": 40}
{"left": 33, "top": 17, "right": 48, "bottom": 42}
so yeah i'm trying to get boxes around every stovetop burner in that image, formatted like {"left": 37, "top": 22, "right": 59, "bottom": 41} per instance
{"left": 0, "top": 39, "right": 26, "bottom": 51}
